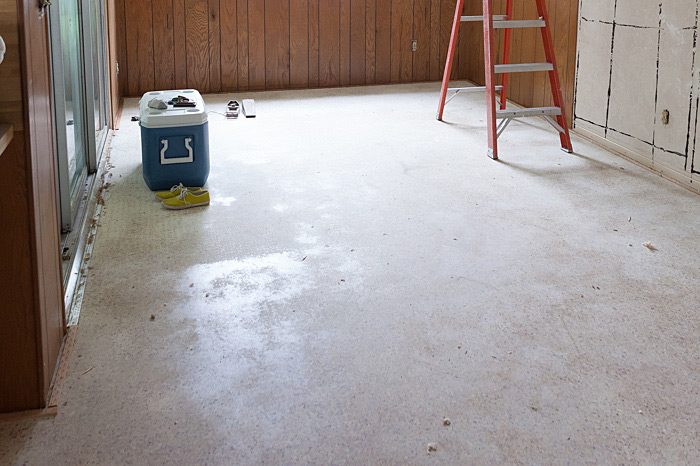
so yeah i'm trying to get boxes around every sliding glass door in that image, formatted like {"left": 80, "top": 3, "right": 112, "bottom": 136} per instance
{"left": 50, "top": 0, "right": 110, "bottom": 232}
{"left": 52, "top": 0, "right": 88, "bottom": 230}
{"left": 87, "top": 0, "right": 110, "bottom": 159}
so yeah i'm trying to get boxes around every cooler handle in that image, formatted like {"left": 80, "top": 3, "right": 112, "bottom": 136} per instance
{"left": 160, "top": 137, "right": 194, "bottom": 165}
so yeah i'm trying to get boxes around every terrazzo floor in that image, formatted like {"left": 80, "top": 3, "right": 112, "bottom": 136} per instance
{"left": 2, "top": 83, "right": 700, "bottom": 464}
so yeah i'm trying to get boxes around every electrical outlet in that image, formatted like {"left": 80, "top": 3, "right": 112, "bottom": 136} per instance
{"left": 412, "top": 40, "right": 418, "bottom": 52}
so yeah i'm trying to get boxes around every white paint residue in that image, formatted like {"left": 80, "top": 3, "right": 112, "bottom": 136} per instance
{"left": 273, "top": 204, "right": 288, "bottom": 212}
{"left": 187, "top": 252, "right": 311, "bottom": 310}
{"left": 296, "top": 232, "right": 318, "bottom": 244}
{"left": 210, "top": 196, "right": 237, "bottom": 206}
{"left": 241, "top": 159, "right": 268, "bottom": 165}
{"left": 660, "top": 11, "right": 681, "bottom": 37}
{"left": 296, "top": 223, "right": 318, "bottom": 245}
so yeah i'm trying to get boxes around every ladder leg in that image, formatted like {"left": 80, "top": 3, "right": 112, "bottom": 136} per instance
{"left": 499, "top": 0, "right": 514, "bottom": 110}
{"left": 437, "top": 0, "right": 466, "bottom": 121}
{"left": 483, "top": 0, "right": 498, "bottom": 159}
{"left": 535, "top": 0, "right": 573, "bottom": 153}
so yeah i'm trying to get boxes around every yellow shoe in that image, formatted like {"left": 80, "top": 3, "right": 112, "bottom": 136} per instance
{"left": 155, "top": 183, "right": 204, "bottom": 200}
{"left": 162, "top": 188, "right": 210, "bottom": 210}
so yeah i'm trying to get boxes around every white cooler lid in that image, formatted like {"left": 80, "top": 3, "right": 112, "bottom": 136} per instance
{"left": 139, "top": 90, "right": 207, "bottom": 129}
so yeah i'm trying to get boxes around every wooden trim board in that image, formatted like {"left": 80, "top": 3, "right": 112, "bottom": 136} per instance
{"left": 0, "top": 124, "right": 14, "bottom": 155}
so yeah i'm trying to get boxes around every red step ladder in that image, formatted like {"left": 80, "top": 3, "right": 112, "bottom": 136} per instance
{"left": 436, "top": 0, "right": 573, "bottom": 160}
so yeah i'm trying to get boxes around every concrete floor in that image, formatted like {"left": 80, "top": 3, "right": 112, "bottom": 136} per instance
{"left": 2, "top": 83, "right": 700, "bottom": 464}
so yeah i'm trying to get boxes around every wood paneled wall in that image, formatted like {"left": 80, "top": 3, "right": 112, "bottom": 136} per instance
{"left": 0, "top": 134, "right": 40, "bottom": 413}
{"left": 115, "top": 0, "right": 577, "bottom": 123}
{"left": 117, "top": 0, "right": 451, "bottom": 95}
{"left": 0, "top": 0, "right": 23, "bottom": 130}
{"left": 0, "top": 0, "right": 65, "bottom": 413}
{"left": 107, "top": 0, "right": 122, "bottom": 127}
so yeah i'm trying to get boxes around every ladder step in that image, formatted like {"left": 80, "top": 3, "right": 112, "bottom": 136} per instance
{"left": 493, "top": 19, "right": 546, "bottom": 29}
{"left": 496, "top": 106, "right": 562, "bottom": 119}
{"left": 494, "top": 63, "right": 553, "bottom": 73}
{"left": 461, "top": 15, "right": 508, "bottom": 22}
{"left": 448, "top": 85, "right": 504, "bottom": 92}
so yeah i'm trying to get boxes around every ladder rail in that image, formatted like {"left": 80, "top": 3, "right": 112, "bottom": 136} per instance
{"left": 500, "top": 0, "right": 515, "bottom": 111}
{"left": 534, "top": 0, "right": 573, "bottom": 152}
{"left": 436, "top": 0, "right": 466, "bottom": 121}
{"left": 483, "top": 0, "right": 498, "bottom": 159}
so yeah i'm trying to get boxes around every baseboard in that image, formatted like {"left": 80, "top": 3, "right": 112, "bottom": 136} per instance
{"left": 115, "top": 97, "right": 124, "bottom": 130}
{"left": 0, "top": 406, "right": 58, "bottom": 423}
{"left": 573, "top": 124, "right": 699, "bottom": 196}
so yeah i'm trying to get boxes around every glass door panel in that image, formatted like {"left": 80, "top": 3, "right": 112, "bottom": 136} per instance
{"left": 50, "top": 0, "right": 88, "bottom": 232}
{"left": 89, "top": 0, "right": 109, "bottom": 154}
{"left": 51, "top": 0, "right": 111, "bottom": 232}
{"left": 61, "top": 0, "right": 87, "bottom": 198}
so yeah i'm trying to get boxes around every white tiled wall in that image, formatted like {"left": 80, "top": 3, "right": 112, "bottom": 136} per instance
{"left": 655, "top": 28, "right": 695, "bottom": 171}
{"left": 573, "top": 0, "right": 700, "bottom": 192}
{"left": 575, "top": 20, "right": 613, "bottom": 134}
{"left": 615, "top": 0, "right": 661, "bottom": 28}
{"left": 607, "top": 26, "right": 658, "bottom": 144}
{"left": 579, "top": 0, "right": 615, "bottom": 23}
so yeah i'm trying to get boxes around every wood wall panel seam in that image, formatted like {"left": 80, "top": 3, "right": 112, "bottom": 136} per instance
{"left": 374, "top": 0, "right": 390, "bottom": 83}
{"left": 308, "top": 0, "right": 320, "bottom": 87}
{"left": 349, "top": 0, "right": 365, "bottom": 85}
{"left": 208, "top": 0, "right": 222, "bottom": 93}
{"left": 152, "top": 0, "right": 177, "bottom": 90}
{"left": 237, "top": 0, "right": 249, "bottom": 90}
{"left": 185, "top": 0, "right": 211, "bottom": 91}
{"left": 117, "top": 0, "right": 128, "bottom": 96}
{"left": 248, "top": 0, "right": 266, "bottom": 89}
{"left": 290, "top": 0, "right": 309, "bottom": 88}
{"left": 428, "top": 0, "right": 440, "bottom": 81}
{"left": 318, "top": 0, "right": 340, "bottom": 87}
{"left": 173, "top": 0, "right": 188, "bottom": 88}
{"left": 220, "top": 0, "right": 238, "bottom": 90}
{"left": 264, "top": 0, "right": 290, "bottom": 89}
{"left": 364, "top": 0, "right": 375, "bottom": 84}
{"left": 107, "top": 0, "right": 121, "bottom": 127}
{"left": 150, "top": 0, "right": 156, "bottom": 91}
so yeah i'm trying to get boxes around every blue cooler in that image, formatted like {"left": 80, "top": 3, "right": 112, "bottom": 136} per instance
{"left": 139, "top": 89, "right": 210, "bottom": 191}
